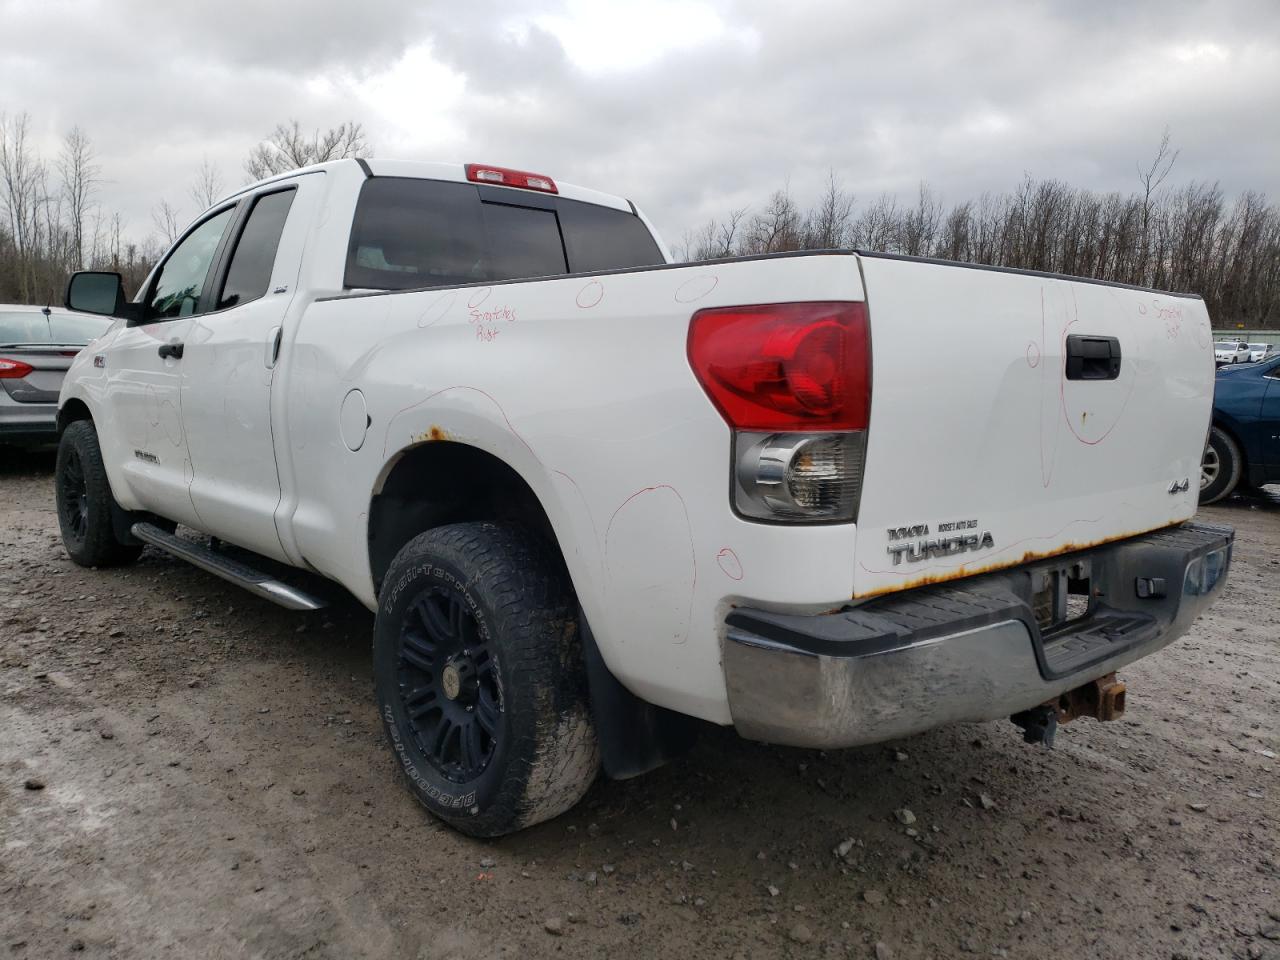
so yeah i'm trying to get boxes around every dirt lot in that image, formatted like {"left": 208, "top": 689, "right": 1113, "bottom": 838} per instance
{"left": 2, "top": 450, "right": 1277, "bottom": 960}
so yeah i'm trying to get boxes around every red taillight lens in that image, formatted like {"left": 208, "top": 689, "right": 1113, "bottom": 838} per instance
{"left": 0, "top": 357, "right": 34, "bottom": 379}
{"left": 687, "top": 302, "right": 870, "bottom": 431}
{"left": 464, "top": 163, "right": 558, "bottom": 194}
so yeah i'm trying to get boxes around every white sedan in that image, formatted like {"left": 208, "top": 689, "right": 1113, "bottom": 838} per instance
{"left": 1247, "top": 342, "right": 1276, "bottom": 362}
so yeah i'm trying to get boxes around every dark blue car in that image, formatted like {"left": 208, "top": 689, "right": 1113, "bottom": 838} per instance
{"left": 1201, "top": 354, "right": 1280, "bottom": 503}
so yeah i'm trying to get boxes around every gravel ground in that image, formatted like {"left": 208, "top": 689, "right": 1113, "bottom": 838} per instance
{"left": 2, "top": 449, "right": 1278, "bottom": 960}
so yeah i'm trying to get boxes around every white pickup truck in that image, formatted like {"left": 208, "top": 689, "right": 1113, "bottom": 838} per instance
{"left": 56, "top": 159, "right": 1233, "bottom": 836}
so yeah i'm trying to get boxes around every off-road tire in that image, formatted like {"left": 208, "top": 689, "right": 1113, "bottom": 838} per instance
{"left": 1199, "top": 426, "right": 1242, "bottom": 505}
{"left": 55, "top": 420, "right": 144, "bottom": 567}
{"left": 373, "top": 521, "right": 599, "bottom": 837}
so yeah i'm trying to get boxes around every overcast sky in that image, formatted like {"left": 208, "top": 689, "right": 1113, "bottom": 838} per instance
{"left": 2, "top": 0, "right": 1277, "bottom": 249}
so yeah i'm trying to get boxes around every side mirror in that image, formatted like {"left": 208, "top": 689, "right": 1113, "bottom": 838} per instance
{"left": 65, "top": 271, "right": 139, "bottom": 321}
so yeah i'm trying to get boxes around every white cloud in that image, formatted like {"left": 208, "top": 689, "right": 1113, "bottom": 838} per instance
{"left": 0, "top": 0, "right": 1276, "bottom": 250}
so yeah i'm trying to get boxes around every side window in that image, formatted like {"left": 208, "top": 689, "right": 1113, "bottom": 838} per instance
{"left": 218, "top": 189, "right": 297, "bottom": 310}
{"left": 147, "top": 207, "right": 235, "bottom": 320}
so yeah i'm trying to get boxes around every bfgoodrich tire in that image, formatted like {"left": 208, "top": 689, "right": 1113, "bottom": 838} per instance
{"left": 1199, "top": 426, "right": 1242, "bottom": 505}
{"left": 373, "top": 522, "right": 599, "bottom": 837}
{"left": 55, "top": 420, "right": 144, "bottom": 567}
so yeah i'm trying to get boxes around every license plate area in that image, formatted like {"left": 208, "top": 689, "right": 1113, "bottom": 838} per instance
{"left": 1030, "top": 559, "right": 1094, "bottom": 634}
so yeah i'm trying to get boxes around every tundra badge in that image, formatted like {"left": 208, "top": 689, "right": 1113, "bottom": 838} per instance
{"left": 886, "top": 520, "right": 995, "bottom": 565}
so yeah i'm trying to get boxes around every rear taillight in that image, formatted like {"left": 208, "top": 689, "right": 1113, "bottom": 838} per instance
{"left": 687, "top": 302, "right": 868, "bottom": 431}
{"left": 465, "top": 163, "right": 558, "bottom": 194}
{"left": 0, "top": 358, "right": 34, "bottom": 379}
{"left": 688, "top": 302, "right": 871, "bottom": 523}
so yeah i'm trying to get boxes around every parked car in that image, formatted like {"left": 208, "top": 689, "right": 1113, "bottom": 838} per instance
{"left": 54, "top": 159, "right": 1232, "bottom": 836}
{"left": 1200, "top": 354, "right": 1280, "bottom": 503}
{"left": 0, "top": 305, "right": 113, "bottom": 444}
{"left": 1214, "top": 340, "right": 1251, "bottom": 365}
{"left": 1247, "top": 342, "right": 1276, "bottom": 362}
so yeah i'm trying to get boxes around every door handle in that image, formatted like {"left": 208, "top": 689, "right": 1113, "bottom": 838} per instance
{"left": 157, "top": 342, "right": 184, "bottom": 360}
{"left": 1065, "top": 335, "right": 1121, "bottom": 380}
{"left": 265, "top": 326, "right": 282, "bottom": 368}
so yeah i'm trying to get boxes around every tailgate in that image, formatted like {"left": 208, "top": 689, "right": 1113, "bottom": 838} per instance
{"left": 852, "top": 255, "right": 1214, "bottom": 599}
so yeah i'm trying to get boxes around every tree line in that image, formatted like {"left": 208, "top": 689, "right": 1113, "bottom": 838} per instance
{"left": 3, "top": 116, "right": 1276, "bottom": 328}
{"left": 678, "top": 136, "right": 1279, "bottom": 329}
{"left": 0, "top": 114, "right": 369, "bottom": 307}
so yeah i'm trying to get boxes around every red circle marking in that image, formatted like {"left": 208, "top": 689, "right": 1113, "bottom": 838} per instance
{"left": 576, "top": 280, "right": 604, "bottom": 309}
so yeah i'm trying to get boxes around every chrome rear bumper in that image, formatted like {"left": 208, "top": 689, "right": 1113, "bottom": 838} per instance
{"left": 722, "top": 522, "right": 1233, "bottom": 749}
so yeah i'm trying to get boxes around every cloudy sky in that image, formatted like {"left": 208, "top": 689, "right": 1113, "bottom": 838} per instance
{"left": 2, "top": 0, "right": 1277, "bottom": 249}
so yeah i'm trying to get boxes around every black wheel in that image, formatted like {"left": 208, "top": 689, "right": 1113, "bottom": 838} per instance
{"left": 1199, "top": 426, "right": 1242, "bottom": 505}
{"left": 373, "top": 522, "right": 599, "bottom": 837}
{"left": 55, "top": 420, "right": 144, "bottom": 567}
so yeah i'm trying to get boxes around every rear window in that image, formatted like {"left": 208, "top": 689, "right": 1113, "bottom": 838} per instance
{"left": 0, "top": 311, "right": 112, "bottom": 345}
{"left": 344, "top": 177, "right": 663, "bottom": 291}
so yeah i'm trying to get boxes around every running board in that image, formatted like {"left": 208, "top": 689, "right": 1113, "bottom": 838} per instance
{"left": 130, "top": 522, "right": 326, "bottom": 611}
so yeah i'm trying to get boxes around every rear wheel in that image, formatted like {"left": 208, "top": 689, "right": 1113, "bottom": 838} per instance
{"left": 55, "top": 421, "right": 144, "bottom": 567}
{"left": 373, "top": 522, "right": 599, "bottom": 837}
{"left": 1200, "top": 426, "right": 1242, "bottom": 505}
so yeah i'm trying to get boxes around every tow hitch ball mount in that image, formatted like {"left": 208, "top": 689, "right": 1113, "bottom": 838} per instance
{"left": 1011, "top": 673, "right": 1127, "bottom": 747}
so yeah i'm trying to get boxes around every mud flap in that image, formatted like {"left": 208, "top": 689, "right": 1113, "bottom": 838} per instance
{"left": 580, "top": 612, "right": 702, "bottom": 780}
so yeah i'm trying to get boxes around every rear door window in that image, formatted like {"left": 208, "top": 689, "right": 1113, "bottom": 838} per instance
{"left": 344, "top": 177, "right": 663, "bottom": 291}
{"left": 218, "top": 189, "right": 297, "bottom": 309}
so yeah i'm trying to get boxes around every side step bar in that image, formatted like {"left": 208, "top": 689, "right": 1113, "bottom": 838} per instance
{"left": 131, "top": 522, "right": 327, "bottom": 611}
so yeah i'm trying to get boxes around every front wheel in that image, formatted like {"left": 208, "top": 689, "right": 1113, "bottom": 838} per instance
{"left": 55, "top": 420, "right": 144, "bottom": 567}
{"left": 373, "top": 522, "right": 599, "bottom": 837}
{"left": 1200, "top": 426, "right": 1242, "bottom": 505}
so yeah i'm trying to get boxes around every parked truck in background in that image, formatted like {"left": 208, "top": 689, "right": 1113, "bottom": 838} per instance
{"left": 55, "top": 158, "right": 1233, "bottom": 836}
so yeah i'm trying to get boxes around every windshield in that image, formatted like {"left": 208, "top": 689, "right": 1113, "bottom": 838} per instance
{"left": 0, "top": 310, "right": 113, "bottom": 345}
{"left": 1247, "top": 343, "right": 1266, "bottom": 351}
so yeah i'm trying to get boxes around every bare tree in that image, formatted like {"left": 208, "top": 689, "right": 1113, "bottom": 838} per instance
{"left": 58, "top": 126, "right": 99, "bottom": 270}
{"left": 805, "top": 170, "right": 854, "bottom": 249}
{"left": 0, "top": 113, "right": 45, "bottom": 300}
{"left": 244, "top": 120, "right": 371, "bottom": 180}
{"left": 1137, "top": 128, "right": 1180, "bottom": 281}
{"left": 189, "top": 157, "right": 224, "bottom": 210}
{"left": 744, "top": 185, "right": 802, "bottom": 254}
{"left": 151, "top": 200, "right": 183, "bottom": 245}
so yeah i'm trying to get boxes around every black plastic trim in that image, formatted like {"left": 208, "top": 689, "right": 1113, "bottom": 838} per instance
{"left": 855, "top": 250, "right": 1204, "bottom": 301}
{"left": 355, "top": 157, "right": 373, "bottom": 179}
{"left": 319, "top": 249, "right": 858, "bottom": 303}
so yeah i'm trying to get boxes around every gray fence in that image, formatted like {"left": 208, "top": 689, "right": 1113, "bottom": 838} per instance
{"left": 1212, "top": 330, "right": 1280, "bottom": 347}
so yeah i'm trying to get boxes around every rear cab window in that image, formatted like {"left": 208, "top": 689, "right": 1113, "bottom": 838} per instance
{"left": 344, "top": 177, "right": 663, "bottom": 291}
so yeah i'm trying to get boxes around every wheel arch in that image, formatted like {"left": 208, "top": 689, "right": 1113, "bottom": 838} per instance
{"left": 366, "top": 438, "right": 698, "bottom": 779}
{"left": 56, "top": 396, "right": 93, "bottom": 435}
{"left": 367, "top": 439, "right": 562, "bottom": 597}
